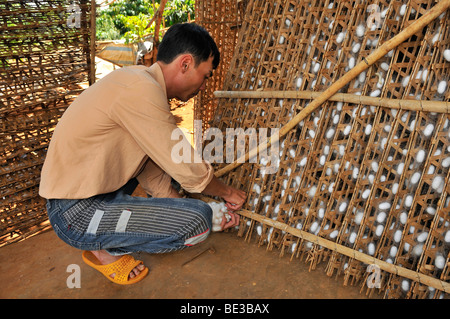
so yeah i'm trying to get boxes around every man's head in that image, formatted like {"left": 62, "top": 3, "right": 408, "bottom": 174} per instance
{"left": 157, "top": 23, "right": 220, "bottom": 69}
{"left": 156, "top": 23, "right": 220, "bottom": 102}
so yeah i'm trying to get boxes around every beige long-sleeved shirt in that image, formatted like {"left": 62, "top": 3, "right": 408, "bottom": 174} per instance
{"left": 39, "top": 63, "right": 213, "bottom": 199}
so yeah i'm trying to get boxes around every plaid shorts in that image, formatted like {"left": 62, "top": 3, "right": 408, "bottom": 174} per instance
{"left": 46, "top": 179, "right": 212, "bottom": 255}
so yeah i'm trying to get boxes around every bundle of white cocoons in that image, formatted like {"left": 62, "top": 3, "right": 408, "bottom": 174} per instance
{"left": 207, "top": 201, "right": 231, "bottom": 232}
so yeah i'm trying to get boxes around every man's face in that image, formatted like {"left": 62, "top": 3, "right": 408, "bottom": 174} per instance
{"left": 177, "top": 56, "right": 214, "bottom": 102}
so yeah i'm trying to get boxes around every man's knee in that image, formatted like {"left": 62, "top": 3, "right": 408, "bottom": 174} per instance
{"left": 183, "top": 201, "right": 212, "bottom": 246}
{"left": 193, "top": 199, "right": 213, "bottom": 228}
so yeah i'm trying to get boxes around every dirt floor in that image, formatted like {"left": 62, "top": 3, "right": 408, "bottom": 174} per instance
{"left": 0, "top": 58, "right": 382, "bottom": 301}
{"left": 0, "top": 226, "right": 381, "bottom": 299}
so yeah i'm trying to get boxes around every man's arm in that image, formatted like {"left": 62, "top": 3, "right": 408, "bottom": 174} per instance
{"left": 201, "top": 175, "right": 247, "bottom": 211}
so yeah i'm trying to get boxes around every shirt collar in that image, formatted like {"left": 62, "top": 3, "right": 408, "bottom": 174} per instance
{"left": 145, "top": 63, "right": 167, "bottom": 98}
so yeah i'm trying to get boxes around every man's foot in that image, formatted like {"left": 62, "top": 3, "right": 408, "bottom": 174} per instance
{"left": 91, "top": 250, "right": 145, "bottom": 280}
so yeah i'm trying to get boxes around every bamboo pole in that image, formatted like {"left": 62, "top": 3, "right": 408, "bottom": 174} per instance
{"left": 214, "top": 0, "right": 450, "bottom": 178}
{"left": 213, "top": 90, "right": 450, "bottom": 113}
{"left": 197, "top": 195, "right": 450, "bottom": 293}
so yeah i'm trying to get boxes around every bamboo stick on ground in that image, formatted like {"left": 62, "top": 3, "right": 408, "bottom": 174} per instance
{"left": 214, "top": 0, "right": 450, "bottom": 178}
{"left": 213, "top": 90, "right": 450, "bottom": 113}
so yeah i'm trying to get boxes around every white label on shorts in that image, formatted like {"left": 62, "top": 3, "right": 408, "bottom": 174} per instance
{"left": 115, "top": 210, "right": 132, "bottom": 233}
{"left": 86, "top": 209, "right": 104, "bottom": 235}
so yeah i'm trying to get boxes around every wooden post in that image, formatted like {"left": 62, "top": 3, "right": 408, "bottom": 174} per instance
{"left": 89, "top": 0, "right": 96, "bottom": 86}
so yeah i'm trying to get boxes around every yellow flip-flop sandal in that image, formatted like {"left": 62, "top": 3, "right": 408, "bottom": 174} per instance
{"left": 82, "top": 250, "right": 149, "bottom": 285}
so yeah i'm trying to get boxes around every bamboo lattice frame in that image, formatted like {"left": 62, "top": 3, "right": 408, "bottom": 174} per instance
{"left": 202, "top": 0, "right": 450, "bottom": 299}
{"left": 0, "top": 0, "right": 95, "bottom": 247}
{"left": 194, "top": 0, "right": 246, "bottom": 133}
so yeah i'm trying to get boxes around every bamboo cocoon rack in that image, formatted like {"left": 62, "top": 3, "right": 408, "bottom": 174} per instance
{"left": 213, "top": 90, "right": 450, "bottom": 113}
{"left": 240, "top": 206, "right": 450, "bottom": 294}
{"left": 214, "top": 0, "right": 450, "bottom": 178}
{"left": 196, "top": 195, "right": 450, "bottom": 293}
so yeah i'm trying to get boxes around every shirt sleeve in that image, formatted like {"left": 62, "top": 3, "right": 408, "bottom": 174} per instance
{"left": 108, "top": 80, "right": 214, "bottom": 194}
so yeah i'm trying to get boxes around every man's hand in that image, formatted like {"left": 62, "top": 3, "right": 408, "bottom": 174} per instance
{"left": 202, "top": 176, "right": 246, "bottom": 232}
{"left": 202, "top": 176, "right": 247, "bottom": 211}
{"left": 222, "top": 187, "right": 247, "bottom": 211}
{"left": 219, "top": 210, "right": 240, "bottom": 231}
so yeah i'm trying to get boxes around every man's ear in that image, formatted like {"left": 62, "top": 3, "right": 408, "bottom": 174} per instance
{"left": 179, "top": 54, "right": 194, "bottom": 73}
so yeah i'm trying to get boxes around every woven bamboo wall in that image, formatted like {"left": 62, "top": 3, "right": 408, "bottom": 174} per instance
{"left": 193, "top": 0, "right": 245, "bottom": 133}
{"left": 0, "top": 0, "right": 95, "bottom": 247}
{"left": 209, "top": 0, "right": 450, "bottom": 299}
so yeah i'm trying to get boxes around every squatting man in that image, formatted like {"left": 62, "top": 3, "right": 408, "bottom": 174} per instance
{"left": 39, "top": 23, "right": 247, "bottom": 285}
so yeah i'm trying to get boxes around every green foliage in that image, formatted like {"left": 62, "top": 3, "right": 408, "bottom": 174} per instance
{"left": 164, "top": 0, "right": 195, "bottom": 25}
{"left": 96, "top": 0, "right": 195, "bottom": 43}
{"left": 96, "top": 14, "right": 121, "bottom": 40}
{"left": 119, "top": 13, "right": 151, "bottom": 43}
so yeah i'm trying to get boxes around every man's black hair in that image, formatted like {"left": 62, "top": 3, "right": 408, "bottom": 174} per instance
{"left": 157, "top": 23, "right": 220, "bottom": 69}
